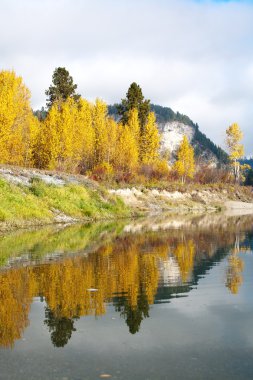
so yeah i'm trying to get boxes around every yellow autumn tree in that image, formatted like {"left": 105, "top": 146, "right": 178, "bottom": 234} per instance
{"left": 33, "top": 104, "right": 59, "bottom": 169}
{"left": 174, "top": 135, "right": 195, "bottom": 183}
{"left": 140, "top": 112, "right": 160, "bottom": 164}
{"left": 226, "top": 123, "right": 245, "bottom": 183}
{"left": 116, "top": 123, "right": 139, "bottom": 175}
{"left": 0, "top": 70, "right": 38, "bottom": 167}
{"left": 33, "top": 100, "right": 68, "bottom": 170}
{"left": 127, "top": 108, "right": 140, "bottom": 143}
{"left": 93, "top": 99, "right": 109, "bottom": 165}
{"left": 34, "top": 98, "right": 95, "bottom": 172}
{"left": 105, "top": 117, "right": 118, "bottom": 167}
{"left": 72, "top": 98, "right": 95, "bottom": 172}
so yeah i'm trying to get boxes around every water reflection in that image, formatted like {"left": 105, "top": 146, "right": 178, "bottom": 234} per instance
{"left": 44, "top": 307, "right": 78, "bottom": 348}
{"left": 0, "top": 214, "right": 253, "bottom": 348}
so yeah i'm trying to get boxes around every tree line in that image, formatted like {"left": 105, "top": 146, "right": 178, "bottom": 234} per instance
{"left": 0, "top": 67, "right": 247, "bottom": 184}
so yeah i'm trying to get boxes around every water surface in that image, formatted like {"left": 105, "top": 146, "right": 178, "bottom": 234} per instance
{"left": 1, "top": 214, "right": 253, "bottom": 379}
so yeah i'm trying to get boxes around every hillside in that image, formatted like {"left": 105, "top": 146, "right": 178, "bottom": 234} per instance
{"left": 108, "top": 104, "right": 228, "bottom": 165}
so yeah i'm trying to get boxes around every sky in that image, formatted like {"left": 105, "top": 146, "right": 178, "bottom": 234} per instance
{"left": 1, "top": 0, "right": 253, "bottom": 154}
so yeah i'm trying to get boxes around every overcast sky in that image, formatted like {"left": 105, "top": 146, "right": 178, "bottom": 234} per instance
{"left": 1, "top": 0, "right": 253, "bottom": 154}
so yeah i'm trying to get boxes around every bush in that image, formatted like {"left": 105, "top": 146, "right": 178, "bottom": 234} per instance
{"left": 90, "top": 162, "right": 114, "bottom": 181}
{"left": 194, "top": 165, "right": 232, "bottom": 184}
{"left": 139, "top": 159, "right": 170, "bottom": 180}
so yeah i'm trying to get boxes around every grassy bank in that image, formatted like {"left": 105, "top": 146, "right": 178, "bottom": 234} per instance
{"left": 0, "top": 177, "right": 131, "bottom": 230}
{"left": 1, "top": 165, "right": 253, "bottom": 231}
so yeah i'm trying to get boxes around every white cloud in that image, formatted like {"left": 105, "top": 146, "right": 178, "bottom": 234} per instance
{"left": 0, "top": 0, "right": 253, "bottom": 153}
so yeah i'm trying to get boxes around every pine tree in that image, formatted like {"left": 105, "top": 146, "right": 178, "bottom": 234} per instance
{"left": 174, "top": 135, "right": 195, "bottom": 183}
{"left": 45, "top": 67, "right": 80, "bottom": 109}
{"left": 117, "top": 82, "right": 150, "bottom": 129}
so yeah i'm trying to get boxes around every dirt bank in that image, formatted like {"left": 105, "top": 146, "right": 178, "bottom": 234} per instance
{"left": 110, "top": 187, "right": 253, "bottom": 212}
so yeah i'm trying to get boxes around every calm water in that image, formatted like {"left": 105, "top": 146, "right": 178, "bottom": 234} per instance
{"left": 1, "top": 214, "right": 253, "bottom": 379}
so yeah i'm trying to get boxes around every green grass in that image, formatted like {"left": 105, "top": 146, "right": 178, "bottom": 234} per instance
{"left": 0, "top": 179, "right": 51, "bottom": 223}
{"left": 0, "top": 177, "right": 130, "bottom": 228}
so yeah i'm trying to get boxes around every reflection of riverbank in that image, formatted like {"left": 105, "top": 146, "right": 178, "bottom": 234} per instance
{"left": 123, "top": 212, "right": 253, "bottom": 233}
{"left": 0, "top": 215, "right": 252, "bottom": 348}
{"left": 1, "top": 212, "right": 253, "bottom": 271}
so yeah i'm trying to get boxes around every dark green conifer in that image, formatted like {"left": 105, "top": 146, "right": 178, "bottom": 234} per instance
{"left": 45, "top": 67, "right": 80, "bottom": 109}
{"left": 117, "top": 82, "right": 150, "bottom": 130}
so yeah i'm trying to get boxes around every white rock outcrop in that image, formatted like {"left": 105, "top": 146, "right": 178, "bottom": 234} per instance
{"left": 159, "top": 121, "right": 195, "bottom": 157}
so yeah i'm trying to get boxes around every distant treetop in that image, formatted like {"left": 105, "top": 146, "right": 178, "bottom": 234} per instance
{"left": 45, "top": 67, "right": 80, "bottom": 109}
{"left": 116, "top": 82, "right": 150, "bottom": 129}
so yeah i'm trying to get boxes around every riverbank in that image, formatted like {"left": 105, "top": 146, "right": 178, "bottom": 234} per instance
{"left": 1, "top": 166, "right": 253, "bottom": 231}
{"left": 0, "top": 166, "right": 131, "bottom": 231}
{"left": 110, "top": 185, "right": 253, "bottom": 213}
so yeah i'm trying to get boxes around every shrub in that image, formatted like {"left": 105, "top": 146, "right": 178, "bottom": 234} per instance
{"left": 90, "top": 162, "right": 114, "bottom": 181}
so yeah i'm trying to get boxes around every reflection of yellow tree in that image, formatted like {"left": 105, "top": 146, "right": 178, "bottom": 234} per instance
{"left": 226, "top": 255, "right": 244, "bottom": 295}
{"left": 173, "top": 240, "right": 196, "bottom": 282}
{"left": 2, "top": 228, "right": 247, "bottom": 347}
{"left": 226, "top": 234, "right": 244, "bottom": 295}
{"left": 0, "top": 268, "right": 36, "bottom": 348}
{"left": 0, "top": 233, "right": 169, "bottom": 347}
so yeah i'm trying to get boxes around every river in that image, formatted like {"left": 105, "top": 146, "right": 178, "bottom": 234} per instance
{"left": 0, "top": 213, "right": 253, "bottom": 379}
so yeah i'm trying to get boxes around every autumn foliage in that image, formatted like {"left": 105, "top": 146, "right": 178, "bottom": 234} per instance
{"left": 0, "top": 70, "right": 171, "bottom": 182}
{"left": 0, "top": 69, "right": 224, "bottom": 185}
{"left": 0, "top": 71, "right": 38, "bottom": 166}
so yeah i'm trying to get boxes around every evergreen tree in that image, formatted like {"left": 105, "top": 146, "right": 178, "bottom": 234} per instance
{"left": 45, "top": 67, "right": 80, "bottom": 109}
{"left": 33, "top": 107, "right": 47, "bottom": 121}
{"left": 117, "top": 82, "right": 150, "bottom": 129}
{"left": 44, "top": 307, "right": 77, "bottom": 348}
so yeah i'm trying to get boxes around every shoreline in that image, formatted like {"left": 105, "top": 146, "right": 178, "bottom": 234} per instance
{"left": 1, "top": 202, "right": 253, "bottom": 233}
{"left": 1, "top": 165, "right": 253, "bottom": 232}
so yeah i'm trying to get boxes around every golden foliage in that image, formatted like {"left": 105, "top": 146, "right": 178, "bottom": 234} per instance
{"left": 0, "top": 225, "right": 249, "bottom": 347}
{"left": 0, "top": 233, "right": 168, "bottom": 346}
{"left": 140, "top": 112, "right": 160, "bottom": 164}
{"left": 173, "top": 240, "right": 196, "bottom": 282}
{"left": 34, "top": 98, "right": 95, "bottom": 171}
{"left": 173, "top": 135, "right": 195, "bottom": 183}
{"left": 0, "top": 71, "right": 166, "bottom": 180}
{"left": 226, "top": 123, "right": 245, "bottom": 183}
{"left": 0, "top": 70, "right": 38, "bottom": 166}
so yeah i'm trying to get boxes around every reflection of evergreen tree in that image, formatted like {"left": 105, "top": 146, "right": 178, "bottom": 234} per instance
{"left": 115, "top": 288, "right": 150, "bottom": 334}
{"left": 44, "top": 307, "right": 78, "bottom": 347}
